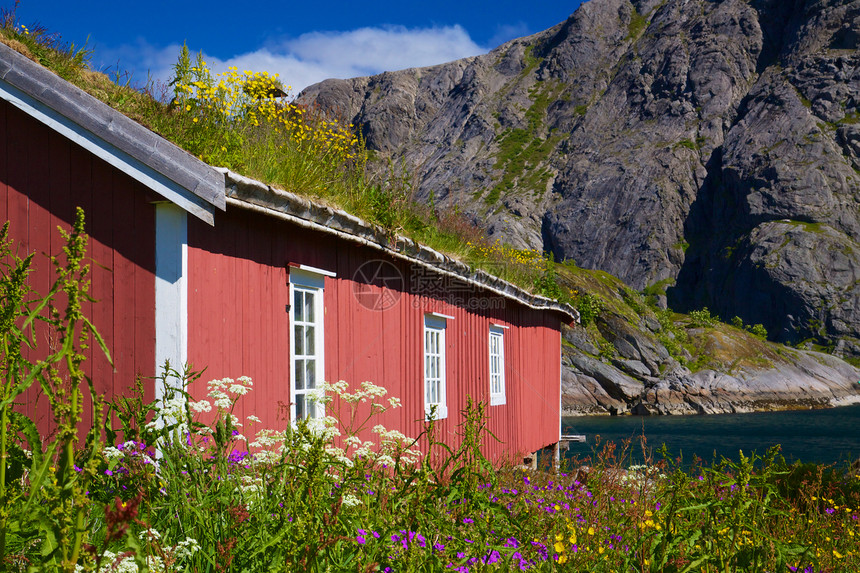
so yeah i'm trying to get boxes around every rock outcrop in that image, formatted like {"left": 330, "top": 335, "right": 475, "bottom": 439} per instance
{"left": 560, "top": 315, "right": 860, "bottom": 416}
{"left": 299, "top": 0, "right": 860, "bottom": 358}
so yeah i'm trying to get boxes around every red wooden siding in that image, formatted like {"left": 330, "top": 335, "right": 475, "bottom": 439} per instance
{"left": 188, "top": 205, "right": 562, "bottom": 462}
{"left": 0, "top": 100, "right": 158, "bottom": 435}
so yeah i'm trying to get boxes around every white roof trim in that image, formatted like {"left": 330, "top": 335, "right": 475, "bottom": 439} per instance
{"left": 290, "top": 263, "right": 336, "bottom": 277}
{"left": 427, "top": 312, "right": 455, "bottom": 320}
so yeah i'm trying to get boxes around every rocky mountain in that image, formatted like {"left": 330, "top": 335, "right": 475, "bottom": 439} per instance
{"left": 299, "top": 0, "right": 860, "bottom": 361}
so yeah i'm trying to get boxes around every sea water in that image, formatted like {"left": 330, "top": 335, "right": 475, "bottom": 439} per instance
{"left": 562, "top": 403, "right": 860, "bottom": 467}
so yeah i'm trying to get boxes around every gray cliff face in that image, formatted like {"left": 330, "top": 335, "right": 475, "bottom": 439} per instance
{"left": 299, "top": 0, "right": 860, "bottom": 357}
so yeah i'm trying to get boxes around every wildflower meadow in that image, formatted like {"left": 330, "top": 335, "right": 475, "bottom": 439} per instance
{"left": 0, "top": 211, "right": 859, "bottom": 573}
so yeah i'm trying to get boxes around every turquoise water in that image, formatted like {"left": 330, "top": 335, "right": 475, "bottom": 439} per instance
{"left": 562, "top": 403, "right": 860, "bottom": 466}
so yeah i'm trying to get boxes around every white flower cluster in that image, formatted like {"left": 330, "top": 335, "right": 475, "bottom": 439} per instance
{"left": 325, "top": 444, "right": 354, "bottom": 467}
{"left": 103, "top": 446, "right": 124, "bottom": 461}
{"left": 323, "top": 380, "right": 392, "bottom": 404}
{"left": 236, "top": 475, "right": 264, "bottom": 500}
{"left": 77, "top": 551, "right": 162, "bottom": 573}
{"left": 82, "top": 533, "right": 201, "bottom": 572}
{"left": 620, "top": 464, "right": 667, "bottom": 489}
{"left": 153, "top": 393, "right": 190, "bottom": 435}
{"left": 204, "top": 376, "right": 254, "bottom": 411}
{"left": 139, "top": 527, "right": 161, "bottom": 541}
{"left": 171, "top": 537, "right": 201, "bottom": 560}
{"left": 306, "top": 415, "right": 341, "bottom": 440}
{"left": 189, "top": 400, "right": 211, "bottom": 413}
{"left": 373, "top": 425, "right": 421, "bottom": 464}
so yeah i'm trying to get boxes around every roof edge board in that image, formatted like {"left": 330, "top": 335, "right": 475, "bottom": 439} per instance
{"left": 221, "top": 169, "right": 580, "bottom": 323}
{"left": 0, "top": 42, "right": 224, "bottom": 216}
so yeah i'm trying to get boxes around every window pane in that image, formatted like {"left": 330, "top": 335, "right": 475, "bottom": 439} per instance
{"left": 296, "top": 394, "right": 305, "bottom": 420}
{"left": 306, "top": 359, "right": 316, "bottom": 388}
{"left": 294, "top": 291, "right": 303, "bottom": 322}
{"left": 305, "top": 290, "right": 314, "bottom": 323}
{"left": 295, "top": 324, "right": 304, "bottom": 356}
{"left": 305, "top": 325, "right": 315, "bottom": 355}
{"left": 307, "top": 400, "right": 316, "bottom": 419}
{"left": 295, "top": 359, "right": 305, "bottom": 390}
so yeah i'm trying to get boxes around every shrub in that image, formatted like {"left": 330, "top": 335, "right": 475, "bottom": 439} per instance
{"left": 689, "top": 307, "right": 718, "bottom": 328}
{"left": 749, "top": 323, "right": 768, "bottom": 339}
{"left": 575, "top": 292, "right": 606, "bottom": 327}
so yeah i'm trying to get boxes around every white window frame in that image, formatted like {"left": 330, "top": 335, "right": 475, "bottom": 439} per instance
{"left": 289, "top": 266, "right": 333, "bottom": 422}
{"left": 489, "top": 325, "right": 507, "bottom": 406}
{"left": 423, "top": 314, "right": 449, "bottom": 420}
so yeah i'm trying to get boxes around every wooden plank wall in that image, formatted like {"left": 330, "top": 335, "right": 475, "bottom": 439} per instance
{"left": 0, "top": 100, "right": 158, "bottom": 437}
{"left": 188, "top": 205, "right": 563, "bottom": 462}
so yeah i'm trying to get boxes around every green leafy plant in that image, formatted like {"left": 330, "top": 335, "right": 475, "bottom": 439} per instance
{"left": 689, "top": 307, "right": 718, "bottom": 328}
{"left": 0, "top": 208, "right": 113, "bottom": 572}
{"left": 575, "top": 292, "right": 606, "bottom": 327}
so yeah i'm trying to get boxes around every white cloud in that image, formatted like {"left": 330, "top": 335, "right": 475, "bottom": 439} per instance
{"left": 93, "top": 25, "right": 486, "bottom": 97}
{"left": 487, "top": 22, "right": 532, "bottom": 48}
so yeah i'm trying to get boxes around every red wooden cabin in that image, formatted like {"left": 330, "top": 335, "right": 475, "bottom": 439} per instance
{"left": 0, "top": 43, "right": 578, "bottom": 464}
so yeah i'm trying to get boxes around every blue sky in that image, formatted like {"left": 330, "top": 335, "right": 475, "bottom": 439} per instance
{"left": 16, "top": 1, "right": 584, "bottom": 95}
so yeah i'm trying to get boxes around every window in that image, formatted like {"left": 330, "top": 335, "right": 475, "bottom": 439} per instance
{"left": 489, "top": 326, "right": 506, "bottom": 405}
{"left": 289, "top": 265, "right": 334, "bottom": 422}
{"left": 423, "top": 314, "right": 449, "bottom": 419}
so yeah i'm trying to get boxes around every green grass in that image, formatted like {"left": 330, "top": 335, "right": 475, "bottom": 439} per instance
{"left": 485, "top": 81, "right": 565, "bottom": 204}
{"left": 627, "top": 7, "right": 649, "bottom": 41}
